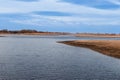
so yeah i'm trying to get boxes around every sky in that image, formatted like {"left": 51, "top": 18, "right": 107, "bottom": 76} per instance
{"left": 0, "top": 0, "right": 120, "bottom": 33}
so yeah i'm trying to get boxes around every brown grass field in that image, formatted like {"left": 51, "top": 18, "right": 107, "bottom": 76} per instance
{"left": 75, "top": 33, "right": 120, "bottom": 38}
{"left": 59, "top": 40, "right": 120, "bottom": 58}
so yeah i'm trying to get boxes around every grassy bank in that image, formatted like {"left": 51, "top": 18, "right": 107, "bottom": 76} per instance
{"left": 59, "top": 40, "right": 120, "bottom": 58}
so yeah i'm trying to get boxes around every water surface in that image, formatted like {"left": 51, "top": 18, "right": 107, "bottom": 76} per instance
{"left": 0, "top": 35, "right": 120, "bottom": 80}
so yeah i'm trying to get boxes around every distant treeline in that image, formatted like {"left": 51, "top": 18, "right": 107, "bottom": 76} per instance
{"left": 0, "top": 29, "right": 70, "bottom": 35}
{"left": 0, "top": 29, "right": 43, "bottom": 33}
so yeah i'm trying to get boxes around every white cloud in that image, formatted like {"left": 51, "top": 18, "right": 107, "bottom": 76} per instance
{"left": 108, "top": 0, "right": 120, "bottom": 5}
{"left": 0, "top": 0, "right": 120, "bottom": 27}
{"left": 10, "top": 13, "right": 120, "bottom": 28}
{"left": 0, "top": 0, "right": 119, "bottom": 14}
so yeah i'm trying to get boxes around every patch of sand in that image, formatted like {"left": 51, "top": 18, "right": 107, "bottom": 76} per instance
{"left": 59, "top": 40, "right": 120, "bottom": 58}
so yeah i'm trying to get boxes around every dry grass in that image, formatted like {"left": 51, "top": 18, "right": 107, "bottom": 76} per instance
{"left": 75, "top": 34, "right": 120, "bottom": 38}
{"left": 59, "top": 40, "right": 120, "bottom": 58}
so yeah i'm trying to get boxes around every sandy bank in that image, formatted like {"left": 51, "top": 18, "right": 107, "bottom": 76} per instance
{"left": 75, "top": 34, "right": 120, "bottom": 38}
{"left": 59, "top": 40, "right": 120, "bottom": 58}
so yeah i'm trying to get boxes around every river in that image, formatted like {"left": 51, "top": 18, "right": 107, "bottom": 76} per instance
{"left": 0, "top": 35, "right": 120, "bottom": 80}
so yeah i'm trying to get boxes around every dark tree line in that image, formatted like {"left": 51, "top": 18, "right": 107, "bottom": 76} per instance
{"left": 0, "top": 29, "right": 44, "bottom": 34}
{"left": 0, "top": 29, "right": 70, "bottom": 35}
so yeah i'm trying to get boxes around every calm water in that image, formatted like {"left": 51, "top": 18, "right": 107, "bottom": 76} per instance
{"left": 0, "top": 35, "right": 120, "bottom": 80}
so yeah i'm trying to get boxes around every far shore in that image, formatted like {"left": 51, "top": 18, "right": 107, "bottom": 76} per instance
{"left": 0, "top": 33, "right": 72, "bottom": 36}
{"left": 1, "top": 30, "right": 120, "bottom": 38}
{"left": 1, "top": 33, "right": 120, "bottom": 38}
{"left": 75, "top": 33, "right": 120, "bottom": 38}
{"left": 0, "top": 33, "right": 70, "bottom": 36}
{"left": 0, "top": 29, "right": 71, "bottom": 36}
{"left": 59, "top": 40, "right": 120, "bottom": 58}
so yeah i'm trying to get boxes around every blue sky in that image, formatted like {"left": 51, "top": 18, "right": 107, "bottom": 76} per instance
{"left": 0, "top": 0, "right": 120, "bottom": 33}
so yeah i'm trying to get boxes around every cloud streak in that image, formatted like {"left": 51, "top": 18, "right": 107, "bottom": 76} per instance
{"left": 33, "top": 11, "right": 73, "bottom": 16}
{"left": 15, "top": 0, "right": 39, "bottom": 2}
{"left": 0, "top": 0, "right": 120, "bottom": 33}
{"left": 61, "top": 0, "right": 120, "bottom": 9}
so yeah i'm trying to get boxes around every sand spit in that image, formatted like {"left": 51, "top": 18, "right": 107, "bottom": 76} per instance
{"left": 59, "top": 40, "right": 120, "bottom": 58}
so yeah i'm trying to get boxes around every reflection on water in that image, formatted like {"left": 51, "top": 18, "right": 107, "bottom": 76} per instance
{"left": 0, "top": 35, "right": 120, "bottom": 80}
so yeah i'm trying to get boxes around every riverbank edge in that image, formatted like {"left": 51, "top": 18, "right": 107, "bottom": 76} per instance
{"left": 58, "top": 40, "right": 120, "bottom": 59}
{"left": 0, "top": 36, "right": 5, "bottom": 37}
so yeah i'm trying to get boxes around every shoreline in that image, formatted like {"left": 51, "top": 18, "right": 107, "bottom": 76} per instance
{"left": 1, "top": 32, "right": 120, "bottom": 38}
{"left": 59, "top": 40, "right": 120, "bottom": 58}
{"left": 0, "top": 36, "right": 5, "bottom": 37}
{"left": 0, "top": 33, "right": 71, "bottom": 37}
{"left": 75, "top": 33, "right": 120, "bottom": 38}
{"left": 0, "top": 33, "right": 72, "bottom": 36}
